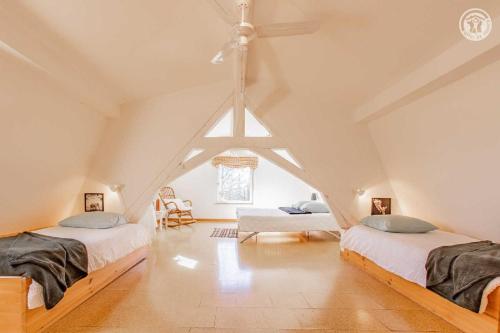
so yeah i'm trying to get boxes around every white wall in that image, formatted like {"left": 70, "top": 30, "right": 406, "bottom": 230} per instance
{"left": 369, "top": 59, "right": 500, "bottom": 242}
{"left": 170, "top": 152, "right": 320, "bottom": 219}
{"left": 77, "top": 80, "right": 233, "bottom": 217}
{"left": 0, "top": 52, "right": 107, "bottom": 234}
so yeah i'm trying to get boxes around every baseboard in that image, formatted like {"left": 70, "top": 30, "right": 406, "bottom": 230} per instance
{"left": 166, "top": 218, "right": 238, "bottom": 223}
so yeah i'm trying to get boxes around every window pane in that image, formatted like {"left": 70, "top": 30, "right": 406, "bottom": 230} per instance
{"left": 217, "top": 166, "right": 253, "bottom": 203}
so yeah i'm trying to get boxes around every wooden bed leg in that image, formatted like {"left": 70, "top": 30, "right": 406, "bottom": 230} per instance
{"left": 0, "top": 277, "right": 30, "bottom": 333}
{"left": 240, "top": 232, "right": 259, "bottom": 243}
{"left": 325, "top": 231, "right": 340, "bottom": 240}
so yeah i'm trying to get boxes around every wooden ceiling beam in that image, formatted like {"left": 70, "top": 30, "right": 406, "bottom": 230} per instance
{"left": 355, "top": 14, "right": 500, "bottom": 123}
{"left": 200, "top": 136, "right": 281, "bottom": 150}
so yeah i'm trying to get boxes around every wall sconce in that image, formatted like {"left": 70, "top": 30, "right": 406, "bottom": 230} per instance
{"left": 108, "top": 184, "right": 124, "bottom": 192}
{"left": 311, "top": 193, "right": 318, "bottom": 201}
{"left": 355, "top": 188, "right": 366, "bottom": 196}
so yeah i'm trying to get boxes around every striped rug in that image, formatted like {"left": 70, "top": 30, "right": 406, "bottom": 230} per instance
{"left": 210, "top": 228, "right": 238, "bottom": 238}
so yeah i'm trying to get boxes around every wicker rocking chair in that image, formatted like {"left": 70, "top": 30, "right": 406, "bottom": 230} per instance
{"left": 158, "top": 186, "right": 196, "bottom": 228}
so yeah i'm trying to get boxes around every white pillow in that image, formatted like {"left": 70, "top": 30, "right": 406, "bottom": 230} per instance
{"left": 59, "top": 212, "right": 127, "bottom": 229}
{"left": 166, "top": 198, "right": 191, "bottom": 210}
{"left": 292, "top": 200, "right": 311, "bottom": 209}
{"left": 299, "top": 201, "right": 329, "bottom": 213}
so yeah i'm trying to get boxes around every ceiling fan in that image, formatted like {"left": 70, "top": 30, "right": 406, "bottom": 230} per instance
{"left": 208, "top": 0, "right": 320, "bottom": 64}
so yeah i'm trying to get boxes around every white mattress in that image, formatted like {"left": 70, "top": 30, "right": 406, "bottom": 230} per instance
{"left": 237, "top": 208, "right": 338, "bottom": 232}
{"left": 340, "top": 224, "right": 499, "bottom": 313}
{"left": 28, "top": 224, "right": 151, "bottom": 309}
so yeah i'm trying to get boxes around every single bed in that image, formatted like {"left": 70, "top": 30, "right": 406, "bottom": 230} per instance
{"left": 340, "top": 225, "right": 500, "bottom": 333}
{"left": 28, "top": 224, "right": 151, "bottom": 309}
{"left": 237, "top": 207, "right": 339, "bottom": 242}
{"left": 0, "top": 223, "right": 151, "bottom": 333}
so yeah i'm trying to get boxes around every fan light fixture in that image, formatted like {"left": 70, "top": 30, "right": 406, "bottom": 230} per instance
{"left": 355, "top": 188, "right": 366, "bottom": 196}
{"left": 211, "top": 51, "right": 224, "bottom": 64}
{"left": 108, "top": 184, "right": 124, "bottom": 192}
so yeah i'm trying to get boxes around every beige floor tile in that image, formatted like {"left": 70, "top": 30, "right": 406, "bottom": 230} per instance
{"left": 43, "top": 223, "right": 462, "bottom": 333}
{"left": 200, "top": 293, "right": 239, "bottom": 307}
{"left": 302, "top": 292, "right": 384, "bottom": 310}
{"left": 46, "top": 327, "right": 133, "bottom": 333}
{"left": 279, "top": 330, "right": 328, "bottom": 333}
{"left": 269, "top": 292, "right": 310, "bottom": 308}
{"left": 325, "top": 330, "right": 390, "bottom": 333}
{"left": 236, "top": 293, "right": 274, "bottom": 307}
{"left": 292, "top": 309, "right": 333, "bottom": 329}
{"left": 327, "top": 308, "right": 389, "bottom": 331}
{"left": 261, "top": 308, "right": 303, "bottom": 329}
{"left": 369, "top": 309, "right": 462, "bottom": 332}
{"left": 215, "top": 307, "right": 270, "bottom": 329}
{"left": 190, "top": 329, "right": 278, "bottom": 333}
{"left": 368, "top": 289, "right": 424, "bottom": 310}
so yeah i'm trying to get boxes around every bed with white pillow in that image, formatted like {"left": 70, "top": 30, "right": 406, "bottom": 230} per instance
{"left": 340, "top": 223, "right": 500, "bottom": 333}
{"left": 237, "top": 206, "right": 338, "bottom": 242}
{"left": 340, "top": 224, "right": 499, "bottom": 313}
{"left": 0, "top": 212, "right": 152, "bottom": 333}
{"left": 28, "top": 223, "right": 151, "bottom": 309}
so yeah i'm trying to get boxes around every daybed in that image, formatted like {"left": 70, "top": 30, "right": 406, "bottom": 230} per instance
{"left": 237, "top": 207, "right": 339, "bottom": 243}
{"left": 340, "top": 224, "right": 500, "bottom": 333}
{"left": 0, "top": 223, "right": 151, "bottom": 333}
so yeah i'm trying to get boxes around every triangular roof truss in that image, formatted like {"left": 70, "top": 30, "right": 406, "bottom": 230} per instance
{"left": 126, "top": 94, "right": 353, "bottom": 228}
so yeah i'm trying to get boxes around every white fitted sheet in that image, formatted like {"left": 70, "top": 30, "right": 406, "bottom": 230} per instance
{"left": 28, "top": 224, "right": 151, "bottom": 309}
{"left": 237, "top": 208, "right": 338, "bottom": 232}
{"left": 340, "top": 224, "right": 499, "bottom": 313}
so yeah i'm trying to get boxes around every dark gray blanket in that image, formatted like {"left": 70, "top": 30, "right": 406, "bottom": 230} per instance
{"left": 279, "top": 207, "right": 312, "bottom": 214}
{"left": 426, "top": 240, "right": 500, "bottom": 312}
{"left": 0, "top": 232, "right": 88, "bottom": 309}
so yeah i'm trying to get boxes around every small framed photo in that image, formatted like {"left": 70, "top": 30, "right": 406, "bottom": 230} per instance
{"left": 85, "top": 193, "right": 104, "bottom": 212}
{"left": 371, "top": 198, "right": 391, "bottom": 215}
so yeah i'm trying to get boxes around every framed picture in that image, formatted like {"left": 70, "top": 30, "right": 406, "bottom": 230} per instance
{"left": 371, "top": 197, "right": 391, "bottom": 215}
{"left": 85, "top": 193, "right": 104, "bottom": 212}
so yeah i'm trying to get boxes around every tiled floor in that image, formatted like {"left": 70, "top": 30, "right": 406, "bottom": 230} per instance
{"left": 46, "top": 223, "right": 462, "bottom": 333}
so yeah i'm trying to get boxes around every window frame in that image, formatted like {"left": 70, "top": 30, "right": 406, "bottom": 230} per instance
{"left": 216, "top": 165, "right": 254, "bottom": 204}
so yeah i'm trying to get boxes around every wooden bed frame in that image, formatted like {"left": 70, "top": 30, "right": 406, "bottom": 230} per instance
{"left": 0, "top": 246, "right": 149, "bottom": 333}
{"left": 341, "top": 249, "right": 500, "bottom": 333}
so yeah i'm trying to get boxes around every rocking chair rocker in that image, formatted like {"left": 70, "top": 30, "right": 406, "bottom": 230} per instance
{"left": 158, "top": 186, "right": 196, "bottom": 228}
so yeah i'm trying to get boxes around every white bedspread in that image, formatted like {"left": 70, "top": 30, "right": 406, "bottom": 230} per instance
{"left": 340, "top": 224, "right": 499, "bottom": 313}
{"left": 237, "top": 208, "right": 338, "bottom": 232}
{"left": 28, "top": 224, "right": 151, "bottom": 309}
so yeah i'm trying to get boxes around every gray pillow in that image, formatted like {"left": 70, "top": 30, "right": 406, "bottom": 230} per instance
{"left": 59, "top": 212, "right": 127, "bottom": 229}
{"left": 360, "top": 215, "right": 437, "bottom": 233}
{"left": 292, "top": 200, "right": 311, "bottom": 209}
{"left": 299, "top": 201, "right": 330, "bottom": 213}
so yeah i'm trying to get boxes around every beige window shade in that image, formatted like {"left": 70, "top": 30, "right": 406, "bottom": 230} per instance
{"left": 212, "top": 156, "right": 258, "bottom": 169}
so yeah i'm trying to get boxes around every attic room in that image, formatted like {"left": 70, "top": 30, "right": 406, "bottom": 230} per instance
{"left": 0, "top": 0, "right": 499, "bottom": 332}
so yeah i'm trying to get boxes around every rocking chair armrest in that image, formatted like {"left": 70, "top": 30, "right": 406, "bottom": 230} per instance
{"left": 165, "top": 201, "right": 180, "bottom": 211}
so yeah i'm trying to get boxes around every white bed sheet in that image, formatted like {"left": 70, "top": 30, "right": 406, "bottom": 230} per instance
{"left": 237, "top": 208, "right": 338, "bottom": 232}
{"left": 340, "top": 224, "right": 499, "bottom": 313}
{"left": 28, "top": 223, "right": 151, "bottom": 309}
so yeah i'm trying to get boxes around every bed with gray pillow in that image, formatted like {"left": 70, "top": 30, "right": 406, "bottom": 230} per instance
{"left": 237, "top": 201, "right": 337, "bottom": 243}
{"left": 342, "top": 214, "right": 500, "bottom": 314}
{"left": 59, "top": 212, "right": 127, "bottom": 229}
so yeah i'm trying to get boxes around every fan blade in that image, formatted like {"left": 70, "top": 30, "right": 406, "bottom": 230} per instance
{"left": 255, "top": 21, "right": 320, "bottom": 38}
{"left": 206, "top": 0, "right": 238, "bottom": 25}
{"left": 211, "top": 41, "right": 235, "bottom": 64}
